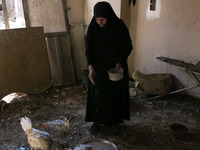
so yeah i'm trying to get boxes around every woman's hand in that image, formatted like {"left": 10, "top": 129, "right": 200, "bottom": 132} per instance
{"left": 88, "top": 65, "right": 96, "bottom": 86}
{"left": 116, "top": 63, "right": 121, "bottom": 71}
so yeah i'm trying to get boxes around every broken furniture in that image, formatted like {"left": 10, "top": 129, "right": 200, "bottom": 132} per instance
{"left": 137, "top": 73, "right": 173, "bottom": 95}
{"left": 152, "top": 56, "right": 200, "bottom": 99}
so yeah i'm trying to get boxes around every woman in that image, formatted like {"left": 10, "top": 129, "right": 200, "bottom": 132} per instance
{"left": 85, "top": 1, "right": 133, "bottom": 132}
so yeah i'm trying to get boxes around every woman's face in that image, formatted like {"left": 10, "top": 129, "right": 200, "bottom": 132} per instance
{"left": 96, "top": 17, "right": 107, "bottom": 27}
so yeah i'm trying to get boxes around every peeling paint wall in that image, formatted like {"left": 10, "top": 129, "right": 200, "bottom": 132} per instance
{"left": 128, "top": 0, "right": 200, "bottom": 97}
{"left": 27, "top": 0, "right": 66, "bottom": 33}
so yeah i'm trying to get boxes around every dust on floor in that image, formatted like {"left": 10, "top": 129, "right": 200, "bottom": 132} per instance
{"left": 0, "top": 84, "right": 200, "bottom": 150}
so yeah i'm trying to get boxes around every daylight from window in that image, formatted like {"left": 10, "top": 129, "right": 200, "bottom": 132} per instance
{"left": 146, "top": 0, "right": 161, "bottom": 20}
{"left": 0, "top": 0, "right": 26, "bottom": 29}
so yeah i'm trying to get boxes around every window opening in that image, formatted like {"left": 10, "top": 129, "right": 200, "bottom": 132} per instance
{"left": 0, "top": 0, "right": 6, "bottom": 29}
{"left": 0, "top": 0, "right": 26, "bottom": 29}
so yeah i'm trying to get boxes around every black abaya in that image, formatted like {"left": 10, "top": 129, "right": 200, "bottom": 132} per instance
{"left": 85, "top": 2, "right": 133, "bottom": 126}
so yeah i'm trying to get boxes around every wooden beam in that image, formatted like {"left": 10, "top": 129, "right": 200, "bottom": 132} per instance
{"left": 62, "top": 0, "right": 78, "bottom": 84}
{"left": 54, "top": 35, "right": 64, "bottom": 84}
{"left": 44, "top": 32, "right": 67, "bottom": 37}
{"left": 2, "top": 0, "right": 9, "bottom": 29}
{"left": 22, "top": 0, "right": 30, "bottom": 27}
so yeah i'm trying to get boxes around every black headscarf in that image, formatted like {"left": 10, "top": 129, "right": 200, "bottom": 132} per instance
{"left": 93, "top": 1, "right": 118, "bottom": 20}
{"left": 86, "top": 1, "right": 132, "bottom": 70}
{"left": 89, "top": 2, "right": 119, "bottom": 31}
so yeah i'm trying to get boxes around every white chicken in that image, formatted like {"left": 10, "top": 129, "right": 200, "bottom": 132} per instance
{"left": 42, "top": 118, "right": 70, "bottom": 145}
{"left": 20, "top": 116, "right": 58, "bottom": 150}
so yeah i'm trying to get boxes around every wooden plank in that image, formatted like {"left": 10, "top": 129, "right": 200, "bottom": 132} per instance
{"left": 45, "top": 32, "right": 67, "bottom": 37}
{"left": 45, "top": 34, "right": 76, "bottom": 86}
{"left": 156, "top": 57, "right": 200, "bottom": 75}
{"left": 0, "top": 27, "right": 52, "bottom": 99}
{"left": 59, "top": 35, "right": 75, "bottom": 84}
{"left": 2, "top": 0, "right": 9, "bottom": 29}
{"left": 54, "top": 36, "right": 64, "bottom": 83}
{"left": 62, "top": 0, "right": 78, "bottom": 83}
{"left": 45, "top": 36, "right": 63, "bottom": 86}
{"left": 22, "top": 0, "right": 30, "bottom": 27}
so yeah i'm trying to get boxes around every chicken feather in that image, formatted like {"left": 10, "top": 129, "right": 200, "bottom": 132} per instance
{"left": 42, "top": 118, "right": 70, "bottom": 145}
{"left": 20, "top": 116, "right": 58, "bottom": 150}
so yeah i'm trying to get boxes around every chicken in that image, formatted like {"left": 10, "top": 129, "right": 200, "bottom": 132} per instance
{"left": 20, "top": 116, "right": 58, "bottom": 150}
{"left": 42, "top": 118, "right": 70, "bottom": 145}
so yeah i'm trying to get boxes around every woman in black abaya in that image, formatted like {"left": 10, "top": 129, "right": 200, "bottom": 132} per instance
{"left": 85, "top": 1, "right": 133, "bottom": 132}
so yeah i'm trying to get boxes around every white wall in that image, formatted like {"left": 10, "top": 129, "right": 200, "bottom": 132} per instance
{"left": 128, "top": 0, "right": 200, "bottom": 97}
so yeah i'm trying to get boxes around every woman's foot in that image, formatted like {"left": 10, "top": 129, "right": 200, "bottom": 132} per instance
{"left": 112, "top": 123, "right": 123, "bottom": 133}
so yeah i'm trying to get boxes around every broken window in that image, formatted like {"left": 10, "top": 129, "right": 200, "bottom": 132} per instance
{"left": 0, "top": 0, "right": 26, "bottom": 29}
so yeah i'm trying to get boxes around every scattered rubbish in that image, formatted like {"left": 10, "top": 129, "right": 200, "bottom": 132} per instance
{"left": 74, "top": 144, "right": 93, "bottom": 150}
{"left": 17, "top": 146, "right": 26, "bottom": 150}
{"left": 137, "top": 73, "right": 173, "bottom": 95}
{"left": 75, "top": 138, "right": 118, "bottom": 150}
{"left": 146, "top": 102, "right": 152, "bottom": 105}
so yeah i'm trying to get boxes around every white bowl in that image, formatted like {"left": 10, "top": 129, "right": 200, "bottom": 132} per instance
{"left": 108, "top": 68, "right": 124, "bottom": 81}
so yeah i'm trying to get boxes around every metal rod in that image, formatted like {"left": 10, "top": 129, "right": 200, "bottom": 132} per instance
{"left": 185, "top": 70, "right": 200, "bottom": 87}
{"left": 150, "top": 85, "right": 199, "bottom": 100}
